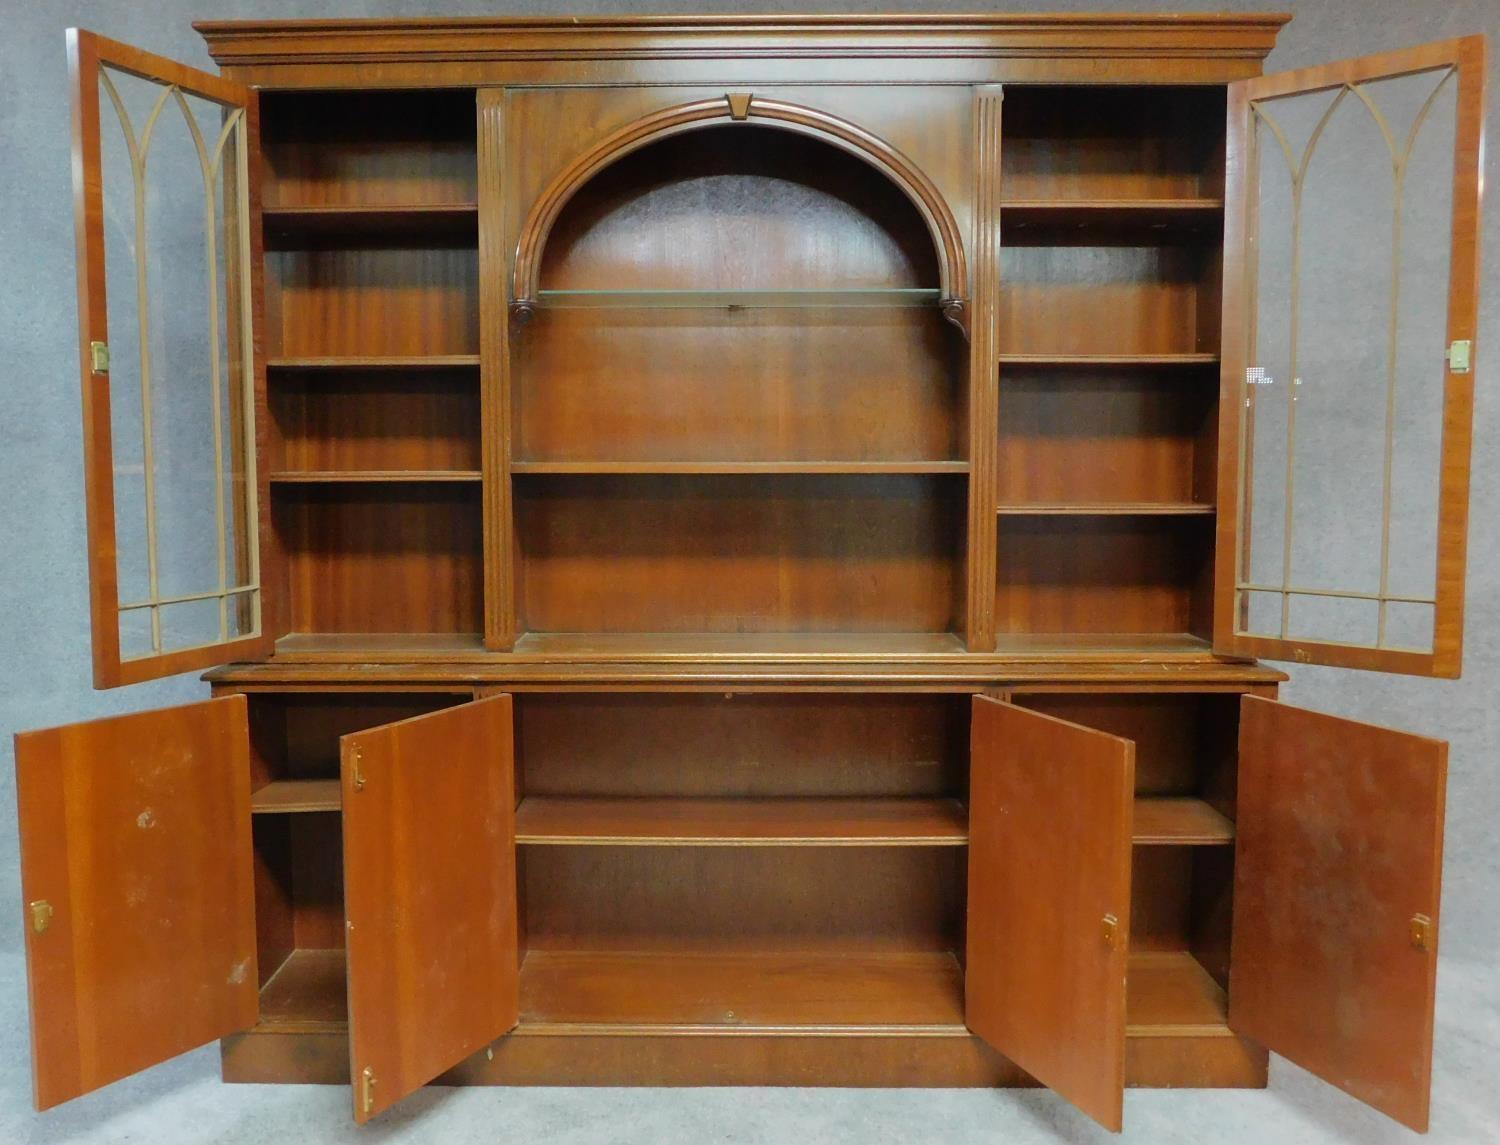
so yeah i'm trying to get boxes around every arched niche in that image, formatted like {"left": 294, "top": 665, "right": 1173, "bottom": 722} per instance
{"left": 510, "top": 94, "right": 969, "bottom": 335}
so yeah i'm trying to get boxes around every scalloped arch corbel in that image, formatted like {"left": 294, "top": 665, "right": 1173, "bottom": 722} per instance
{"left": 510, "top": 94, "right": 970, "bottom": 336}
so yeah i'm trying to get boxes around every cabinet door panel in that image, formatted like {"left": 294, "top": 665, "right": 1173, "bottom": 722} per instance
{"left": 15, "top": 696, "right": 257, "bottom": 1109}
{"left": 966, "top": 696, "right": 1134, "bottom": 1131}
{"left": 69, "top": 28, "right": 272, "bottom": 687}
{"left": 1231, "top": 696, "right": 1446, "bottom": 1131}
{"left": 1216, "top": 36, "right": 1485, "bottom": 676}
{"left": 341, "top": 694, "right": 519, "bottom": 1123}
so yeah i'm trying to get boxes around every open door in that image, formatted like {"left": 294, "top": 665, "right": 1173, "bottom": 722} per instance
{"left": 966, "top": 696, "right": 1134, "bottom": 1131}
{"left": 70, "top": 29, "right": 272, "bottom": 687}
{"left": 341, "top": 694, "right": 519, "bottom": 1122}
{"left": 14, "top": 696, "right": 257, "bottom": 1110}
{"left": 1216, "top": 36, "right": 1486, "bottom": 676}
{"left": 1231, "top": 696, "right": 1447, "bottom": 1131}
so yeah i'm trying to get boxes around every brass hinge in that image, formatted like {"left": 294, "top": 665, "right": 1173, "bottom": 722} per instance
{"left": 89, "top": 341, "right": 110, "bottom": 374}
{"left": 1410, "top": 913, "right": 1435, "bottom": 952}
{"left": 1447, "top": 339, "right": 1472, "bottom": 374}
{"left": 1101, "top": 913, "right": 1121, "bottom": 951}
{"left": 29, "top": 900, "right": 53, "bottom": 934}
{"left": 350, "top": 746, "right": 366, "bottom": 793}
{"left": 360, "top": 1066, "right": 377, "bottom": 1115}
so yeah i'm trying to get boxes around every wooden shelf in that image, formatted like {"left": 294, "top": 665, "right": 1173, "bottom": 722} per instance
{"left": 1133, "top": 798, "right": 1235, "bottom": 846}
{"left": 999, "top": 353, "right": 1219, "bottom": 368}
{"left": 512, "top": 460, "right": 969, "bottom": 476}
{"left": 249, "top": 947, "right": 1227, "bottom": 1037}
{"left": 267, "top": 355, "right": 481, "bottom": 371}
{"left": 251, "top": 779, "right": 341, "bottom": 814}
{"left": 257, "top": 949, "right": 348, "bottom": 1030}
{"left": 1001, "top": 198, "right": 1223, "bottom": 234}
{"left": 1126, "top": 950, "right": 1229, "bottom": 1034}
{"left": 532, "top": 287, "right": 943, "bottom": 311}
{"left": 515, "top": 797, "right": 968, "bottom": 847}
{"left": 519, "top": 949, "right": 967, "bottom": 1033}
{"left": 264, "top": 202, "right": 478, "bottom": 249}
{"left": 509, "top": 632, "right": 968, "bottom": 660}
{"left": 989, "top": 633, "right": 1214, "bottom": 658}
{"left": 269, "top": 469, "right": 482, "bottom": 484}
{"left": 274, "top": 632, "right": 487, "bottom": 659}
{"left": 998, "top": 502, "right": 1215, "bottom": 517}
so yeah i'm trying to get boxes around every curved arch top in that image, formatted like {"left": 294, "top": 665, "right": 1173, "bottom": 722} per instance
{"left": 510, "top": 94, "right": 969, "bottom": 334}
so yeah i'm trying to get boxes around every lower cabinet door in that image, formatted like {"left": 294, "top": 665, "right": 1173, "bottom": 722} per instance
{"left": 1231, "top": 695, "right": 1448, "bottom": 1132}
{"left": 341, "top": 692, "right": 520, "bottom": 1122}
{"left": 14, "top": 696, "right": 258, "bottom": 1109}
{"left": 965, "top": 695, "right": 1136, "bottom": 1131}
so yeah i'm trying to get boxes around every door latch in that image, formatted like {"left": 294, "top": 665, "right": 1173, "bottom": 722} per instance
{"left": 1101, "top": 913, "right": 1121, "bottom": 951}
{"left": 360, "top": 1066, "right": 377, "bottom": 1115}
{"left": 1447, "top": 340, "right": 1472, "bottom": 373}
{"left": 350, "top": 746, "right": 366, "bottom": 792}
{"left": 29, "top": 900, "right": 53, "bottom": 934}
{"left": 1410, "top": 913, "right": 1435, "bottom": 952}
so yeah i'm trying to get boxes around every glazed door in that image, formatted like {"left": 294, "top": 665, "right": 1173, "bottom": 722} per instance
{"left": 966, "top": 696, "right": 1135, "bottom": 1132}
{"left": 1216, "top": 36, "right": 1486, "bottom": 676}
{"left": 341, "top": 694, "right": 520, "bottom": 1123}
{"left": 69, "top": 29, "right": 271, "bottom": 687}
{"left": 14, "top": 696, "right": 257, "bottom": 1110}
{"left": 1231, "top": 696, "right": 1447, "bottom": 1131}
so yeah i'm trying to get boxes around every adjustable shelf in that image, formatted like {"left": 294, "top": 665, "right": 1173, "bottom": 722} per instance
{"left": 263, "top": 203, "right": 478, "bottom": 249}
{"left": 1133, "top": 798, "right": 1235, "bottom": 846}
{"left": 252, "top": 779, "right": 341, "bottom": 815}
{"left": 999, "top": 353, "right": 1219, "bottom": 369}
{"left": 531, "top": 287, "right": 943, "bottom": 310}
{"left": 269, "top": 470, "right": 482, "bottom": 484}
{"left": 268, "top": 355, "right": 481, "bottom": 372}
{"left": 515, "top": 797, "right": 969, "bottom": 847}
{"left": 512, "top": 460, "right": 968, "bottom": 476}
{"left": 998, "top": 502, "right": 1215, "bottom": 517}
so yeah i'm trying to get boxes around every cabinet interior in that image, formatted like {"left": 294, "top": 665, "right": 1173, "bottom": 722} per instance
{"left": 240, "top": 689, "right": 1240, "bottom": 1038}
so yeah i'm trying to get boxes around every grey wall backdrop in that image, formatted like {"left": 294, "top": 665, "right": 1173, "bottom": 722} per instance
{"left": 0, "top": 1, "right": 1496, "bottom": 1142}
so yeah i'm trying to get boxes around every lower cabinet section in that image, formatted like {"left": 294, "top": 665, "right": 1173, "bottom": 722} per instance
{"left": 17, "top": 683, "right": 1443, "bottom": 1129}
{"left": 223, "top": 946, "right": 1267, "bottom": 1088}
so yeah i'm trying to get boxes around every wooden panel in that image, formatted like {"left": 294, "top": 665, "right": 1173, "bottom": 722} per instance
{"left": 269, "top": 369, "right": 480, "bottom": 473}
{"left": 1232, "top": 696, "right": 1447, "bottom": 1132}
{"left": 967, "top": 696, "right": 1133, "bottom": 1131}
{"left": 274, "top": 484, "right": 482, "bottom": 635}
{"left": 524, "top": 846, "right": 963, "bottom": 954}
{"left": 516, "top": 797, "right": 967, "bottom": 846}
{"left": 998, "top": 242, "right": 1220, "bottom": 358}
{"left": 1000, "top": 86, "right": 1226, "bottom": 201}
{"left": 342, "top": 694, "right": 518, "bottom": 1122}
{"left": 520, "top": 949, "right": 965, "bottom": 1031}
{"left": 15, "top": 697, "right": 256, "bottom": 1110}
{"left": 267, "top": 248, "right": 478, "bottom": 358}
{"left": 996, "top": 516, "right": 1215, "bottom": 637}
{"left": 998, "top": 370, "right": 1218, "bottom": 506}
{"left": 516, "top": 474, "right": 961, "bottom": 635}
{"left": 259, "top": 89, "right": 477, "bottom": 208}
{"left": 516, "top": 692, "right": 968, "bottom": 799}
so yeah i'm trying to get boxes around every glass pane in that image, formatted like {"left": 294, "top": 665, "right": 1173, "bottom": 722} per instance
{"left": 96, "top": 65, "right": 259, "bottom": 662}
{"left": 1237, "top": 66, "right": 1457, "bottom": 653}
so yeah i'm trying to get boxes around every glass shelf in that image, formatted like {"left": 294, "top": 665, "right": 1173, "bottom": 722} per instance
{"left": 530, "top": 287, "right": 944, "bottom": 311}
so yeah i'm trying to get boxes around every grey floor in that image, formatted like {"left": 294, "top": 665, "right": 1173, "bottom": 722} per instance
{"left": 0, "top": 950, "right": 1494, "bottom": 1144}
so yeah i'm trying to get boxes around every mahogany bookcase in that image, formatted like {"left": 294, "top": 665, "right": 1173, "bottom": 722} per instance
{"left": 12, "top": 14, "right": 1485, "bottom": 1132}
